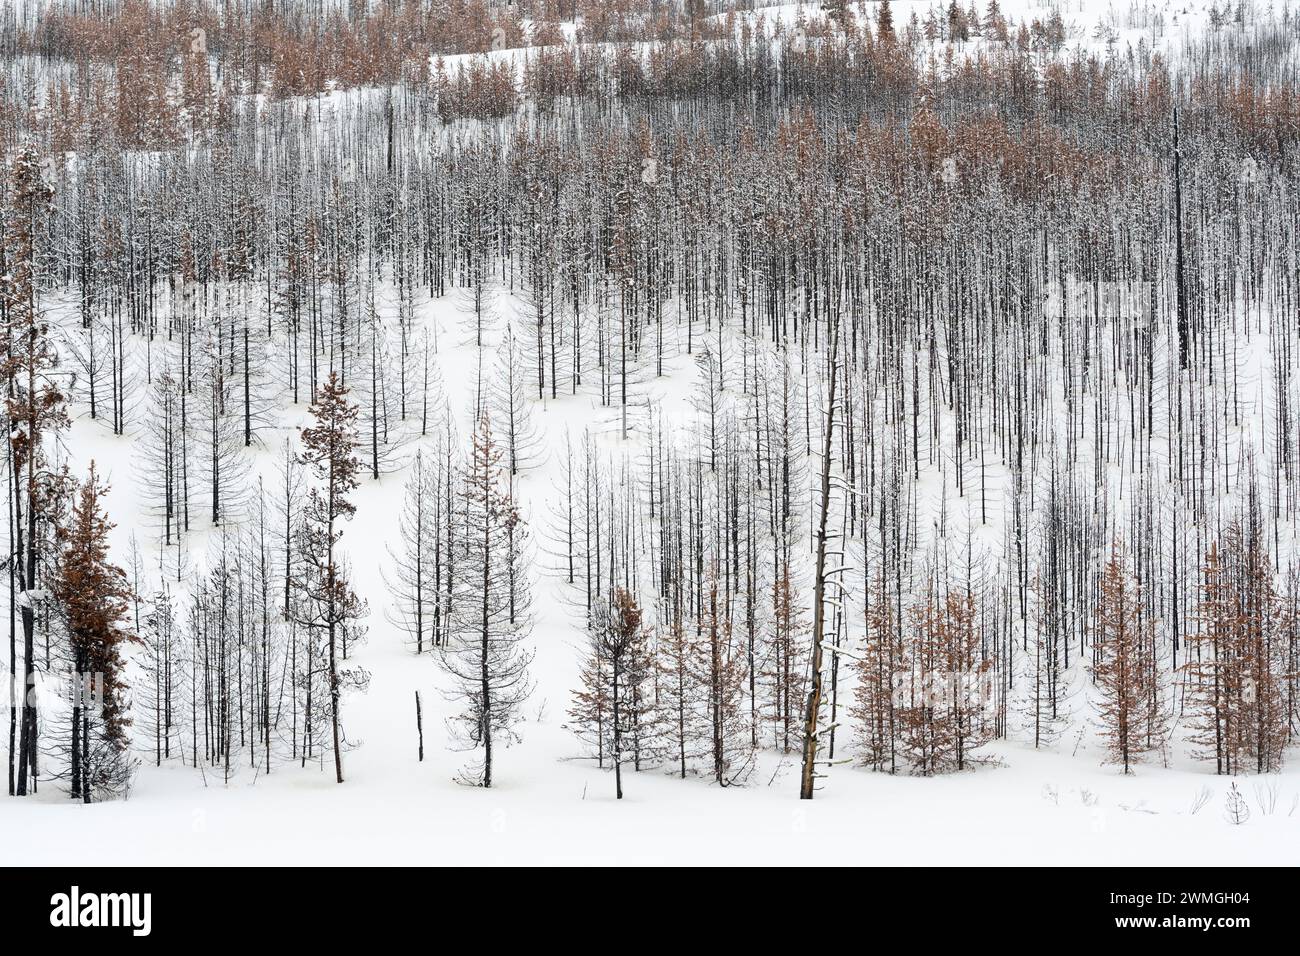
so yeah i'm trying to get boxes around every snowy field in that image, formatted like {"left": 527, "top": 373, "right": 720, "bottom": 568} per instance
{"left": 1, "top": 288, "right": 1294, "bottom": 867}
{"left": 3, "top": 0, "right": 1300, "bottom": 867}
{"left": 7, "top": 742, "right": 1295, "bottom": 866}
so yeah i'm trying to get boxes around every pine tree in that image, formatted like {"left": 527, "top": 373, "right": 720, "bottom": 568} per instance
{"left": 762, "top": 567, "right": 808, "bottom": 752}
{"left": 898, "top": 587, "right": 948, "bottom": 775}
{"left": 938, "top": 590, "right": 995, "bottom": 772}
{"left": 295, "top": 371, "right": 369, "bottom": 784}
{"left": 387, "top": 450, "right": 446, "bottom": 654}
{"left": 1093, "top": 542, "right": 1163, "bottom": 773}
{"left": 947, "top": 0, "right": 970, "bottom": 42}
{"left": 693, "top": 573, "right": 754, "bottom": 786}
{"left": 889, "top": 585, "right": 990, "bottom": 776}
{"left": 569, "top": 631, "right": 611, "bottom": 769}
{"left": 139, "top": 584, "right": 180, "bottom": 766}
{"left": 4, "top": 147, "right": 69, "bottom": 796}
{"left": 655, "top": 605, "right": 701, "bottom": 780}
{"left": 490, "top": 324, "right": 545, "bottom": 477}
{"left": 984, "top": 0, "right": 1008, "bottom": 40}
{"left": 443, "top": 413, "right": 534, "bottom": 787}
{"left": 569, "top": 587, "right": 653, "bottom": 798}
{"left": 878, "top": 0, "right": 896, "bottom": 42}
{"left": 1190, "top": 511, "right": 1291, "bottom": 774}
{"left": 52, "top": 464, "right": 138, "bottom": 802}
{"left": 852, "top": 572, "right": 905, "bottom": 773}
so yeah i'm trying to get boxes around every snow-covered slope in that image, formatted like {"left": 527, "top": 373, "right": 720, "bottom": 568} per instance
{"left": 0, "top": 282, "right": 1291, "bottom": 866}
{"left": 3, "top": 0, "right": 1299, "bottom": 867}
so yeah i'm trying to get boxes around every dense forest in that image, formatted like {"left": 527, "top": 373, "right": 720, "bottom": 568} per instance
{"left": 1, "top": 0, "right": 1297, "bottom": 811}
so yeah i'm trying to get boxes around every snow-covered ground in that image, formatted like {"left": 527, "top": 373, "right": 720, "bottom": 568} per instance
{"left": 424, "top": 1, "right": 1232, "bottom": 87}
{"left": 7, "top": 738, "right": 1295, "bottom": 865}
{"left": 0, "top": 283, "right": 1292, "bottom": 867}
{"left": 3, "top": 0, "right": 1299, "bottom": 867}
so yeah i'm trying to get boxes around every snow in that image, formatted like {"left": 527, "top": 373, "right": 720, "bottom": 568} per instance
{"left": 721, "top": 0, "right": 1224, "bottom": 57}
{"left": 3, "top": 0, "right": 1299, "bottom": 866}
{"left": 5, "top": 736, "right": 1293, "bottom": 864}
{"left": 0, "top": 279, "right": 1290, "bottom": 866}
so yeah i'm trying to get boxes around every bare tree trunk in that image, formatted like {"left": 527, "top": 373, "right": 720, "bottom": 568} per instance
{"left": 415, "top": 690, "right": 424, "bottom": 762}
{"left": 800, "top": 316, "right": 839, "bottom": 800}
{"left": 1172, "top": 107, "right": 1189, "bottom": 370}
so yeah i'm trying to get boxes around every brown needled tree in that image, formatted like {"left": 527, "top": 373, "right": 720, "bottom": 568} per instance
{"left": 762, "top": 567, "right": 808, "bottom": 753}
{"left": 569, "top": 586, "right": 651, "bottom": 798}
{"left": 53, "top": 463, "right": 138, "bottom": 802}
{"left": 852, "top": 572, "right": 905, "bottom": 774}
{"left": 694, "top": 571, "right": 754, "bottom": 787}
{"left": 296, "top": 371, "right": 368, "bottom": 784}
{"left": 1093, "top": 541, "right": 1163, "bottom": 774}
{"left": 4, "top": 147, "right": 68, "bottom": 797}
{"left": 1190, "top": 501, "right": 1291, "bottom": 775}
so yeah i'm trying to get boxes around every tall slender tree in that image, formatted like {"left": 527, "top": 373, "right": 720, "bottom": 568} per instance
{"left": 443, "top": 413, "right": 533, "bottom": 788}
{"left": 295, "top": 372, "right": 368, "bottom": 784}
{"left": 52, "top": 464, "right": 137, "bottom": 802}
{"left": 4, "top": 148, "right": 68, "bottom": 796}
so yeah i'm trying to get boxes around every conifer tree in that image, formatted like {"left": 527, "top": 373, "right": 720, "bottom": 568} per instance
{"left": 1190, "top": 511, "right": 1292, "bottom": 774}
{"left": 139, "top": 584, "right": 180, "bottom": 767}
{"left": 1093, "top": 542, "right": 1163, "bottom": 773}
{"left": 887, "top": 585, "right": 996, "bottom": 775}
{"left": 878, "top": 0, "right": 896, "bottom": 41}
{"left": 490, "top": 324, "right": 545, "bottom": 477}
{"left": 569, "top": 587, "right": 652, "bottom": 798}
{"left": 387, "top": 449, "right": 446, "bottom": 654}
{"left": 852, "top": 572, "right": 906, "bottom": 774}
{"left": 694, "top": 573, "right": 753, "bottom": 786}
{"left": 295, "top": 371, "right": 369, "bottom": 784}
{"left": 655, "top": 606, "right": 700, "bottom": 780}
{"left": 443, "top": 413, "right": 533, "bottom": 787}
{"left": 4, "top": 147, "right": 68, "bottom": 796}
{"left": 762, "top": 568, "right": 808, "bottom": 752}
{"left": 52, "top": 464, "right": 137, "bottom": 802}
